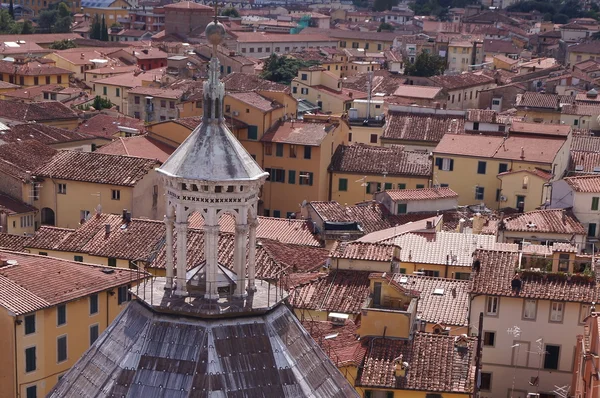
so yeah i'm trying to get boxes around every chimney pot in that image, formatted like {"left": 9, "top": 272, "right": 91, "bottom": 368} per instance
{"left": 122, "top": 209, "right": 127, "bottom": 220}
{"left": 105, "top": 224, "right": 111, "bottom": 234}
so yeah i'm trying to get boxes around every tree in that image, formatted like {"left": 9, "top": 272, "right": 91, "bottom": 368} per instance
{"left": 90, "top": 14, "right": 102, "bottom": 40}
{"left": 552, "top": 13, "right": 569, "bottom": 23}
{"left": 221, "top": 7, "right": 239, "bottom": 17}
{"left": 50, "top": 39, "right": 76, "bottom": 49}
{"left": 100, "top": 14, "right": 108, "bottom": 41}
{"left": 92, "top": 95, "right": 112, "bottom": 110}
{"left": 0, "top": 9, "right": 15, "bottom": 33}
{"left": 378, "top": 22, "right": 394, "bottom": 32}
{"left": 38, "top": 9, "right": 58, "bottom": 32}
{"left": 21, "top": 19, "right": 33, "bottom": 34}
{"left": 8, "top": 0, "right": 14, "bottom": 19}
{"left": 53, "top": 2, "right": 72, "bottom": 33}
{"left": 404, "top": 51, "right": 446, "bottom": 77}
{"left": 261, "top": 53, "right": 320, "bottom": 85}
{"left": 373, "top": 0, "right": 399, "bottom": 11}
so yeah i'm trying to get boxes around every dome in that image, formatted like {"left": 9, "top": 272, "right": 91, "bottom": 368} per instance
{"left": 205, "top": 20, "right": 226, "bottom": 46}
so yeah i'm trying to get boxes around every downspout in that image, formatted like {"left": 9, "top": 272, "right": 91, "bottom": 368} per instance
{"left": 106, "top": 290, "right": 110, "bottom": 332}
{"left": 14, "top": 316, "right": 18, "bottom": 398}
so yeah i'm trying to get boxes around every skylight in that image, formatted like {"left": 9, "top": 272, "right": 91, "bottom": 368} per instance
{"left": 433, "top": 288, "right": 445, "bottom": 295}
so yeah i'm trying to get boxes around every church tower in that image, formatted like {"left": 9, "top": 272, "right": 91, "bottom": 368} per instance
{"left": 156, "top": 11, "right": 268, "bottom": 299}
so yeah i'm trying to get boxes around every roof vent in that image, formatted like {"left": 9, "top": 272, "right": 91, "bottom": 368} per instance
{"left": 101, "top": 268, "right": 115, "bottom": 274}
{"left": 575, "top": 165, "right": 584, "bottom": 171}
{"left": 328, "top": 312, "right": 349, "bottom": 326}
{"left": 526, "top": 221, "right": 537, "bottom": 228}
{"left": 587, "top": 88, "right": 598, "bottom": 98}
{"left": 399, "top": 276, "right": 408, "bottom": 283}
{"left": 594, "top": 167, "right": 600, "bottom": 173}
{"left": 433, "top": 288, "right": 445, "bottom": 295}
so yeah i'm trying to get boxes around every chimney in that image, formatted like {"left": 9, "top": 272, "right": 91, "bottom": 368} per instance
{"left": 520, "top": 147, "right": 525, "bottom": 159}
{"left": 426, "top": 220, "right": 433, "bottom": 229}
{"left": 562, "top": 209, "right": 566, "bottom": 224}
{"left": 0, "top": 257, "right": 7, "bottom": 267}
{"left": 126, "top": 211, "right": 132, "bottom": 223}
{"left": 458, "top": 218, "right": 465, "bottom": 233}
{"left": 122, "top": 209, "right": 128, "bottom": 221}
{"left": 105, "top": 224, "right": 111, "bottom": 235}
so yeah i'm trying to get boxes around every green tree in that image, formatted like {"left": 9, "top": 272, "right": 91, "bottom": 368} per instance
{"left": 90, "top": 14, "right": 102, "bottom": 40}
{"left": 100, "top": 14, "right": 108, "bottom": 40}
{"left": 92, "top": 95, "right": 112, "bottom": 110}
{"left": 50, "top": 39, "right": 76, "bottom": 49}
{"left": 373, "top": 0, "right": 399, "bottom": 11}
{"left": 0, "top": 9, "right": 15, "bottom": 33}
{"left": 378, "top": 22, "right": 394, "bottom": 31}
{"left": 38, "top": 9, "right": 58, "bottom": 32}
{"left": 552, "top": 13, "right": 569, "bottom": 23}
{"left": 8, "top": 0, "right": 14, "bottom": 19}
{"left": 221, "top": 7, "right": 240, "bottom": 17}
{"left": 404, "top": 51, "right": 446, "bottom": 77}
{"left": 53, "top": 2, "right": 72, "bottom": 33}
{"left": 261, "top": 53, "right": 320, "bottom": 85}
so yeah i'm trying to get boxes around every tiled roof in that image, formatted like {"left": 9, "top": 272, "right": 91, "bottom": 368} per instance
{"left": 3, "top": 84, "right": 65, "bottom": 100}
{"left": 228, "top": 91, "right": 283, "bottom": 112}
{"left": 95, "top": 135, "right": 174, "bottom": 163}
{"left": 329, "top": 144, "right": 431, "bottom": 177}
{"left": 562, "top": 103, "right": 600, "bottom": 116}
{"left": 0, "top": 193, "right": 36, "bottom": 215}
{"left": 0, "top": 60, "right": 73, "bottom": 76}
{"left": 382, "top": 112, "right": 465, "bottom": 143}
{"left": 392, "top": 273, "right": 469, "bottom": 326}
{"left": 498, "top": 168, "right": 552, "bottom": 181}
{"left": 466, "top": 109, "right": 497, "bottom": 123}
{"left": 233, "top": 32, "right": 336, "bottom": 43}
{"left": 383, "top": 187, "right": 458, "bottom": 201}
{"left": 188, "top": 213, "right": 321, "bottom": 247}
{"left": 435, "top": 134, "right": 566, "bottom": 163}
{"left": 516, "top": 92, "right": 574, "bottom": 109}
{"left": 0, "top": 234, "right": 30, "bottom": 251}
{"left": 388, "top": 231, "right": 517, "bottom": 267}
{"left": 565, "top": 175, "right": 600, "bottom": 192}
{"left": 572, "top": 135, "right": 600, "bottom": 152}
{"left": 288, "top": 270, "right": 371, "bottom": 314}
{"left": 0, "top": 33, "right": 80, "bottom": 44}
{"left": 392, "top": 85, "right": 444, "bottom": 99}
{"left": 569, "top": 42, "right": 600, "bottom": 56}
{"left": 127, "top": 86, "right": 184, "bottom": 99}
{"left": 76, "top": 114, "right": 145, "bottom": 139}
{"left": 164, "top": 1, "right": 212, "bottom": 9}
{"left": 259, "top": 240, "right": 329, "bottom": 272}
{"left": 483, "top": 39, "right": 520, "bottom": 54}
{"left": 330, "top": 241, "right": 398, "bottom": 262}
{"left": 501, "top": 209, "right": 586, "bottom": 234}
{"left": 34, "top": 150, "right": 159, "bottom": 187}
{"left": 570, "top": 150, "right": 600, "bottom": 174}
{"left": 0, "top": 140, "right": 57, "bottom": 181}
{"left": 261, "top": 121, "right": 336, "bottom": 146}
{"left": 0, "top": 124, "right": 94, "bottom": 145}
{"left": 301, "top": 319, "right": 365, "bottom": 367}
{"left": 357, "top": 333, "right": 475, "bottom": 392}
{"left": 509, "top": 121, "right": 571, "bottom": 136}
{"left": 470, "top": 249, "right": 597, "bottom": 302}
{"left": 429, "top": 73, "right": 494, "bottom": 90}
{"left": 0, "top": 100, "right": 79, "bottom": 122}
{"left": 0, "top": 251, "right": 144, "bottom": 315}
{"left": 222, "top": 72, "right": 290, "bottom": 93}
{"left": 91, "top": 69, "right": 165, "bottom": 88}
{"left": 308, "top": 201, "right": 401, "bottom": 235}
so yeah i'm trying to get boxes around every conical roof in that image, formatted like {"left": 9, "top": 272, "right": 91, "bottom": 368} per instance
{"left": 158, "top": 120, "right": 267, "bottom": 181}
{"left": 48, "top": 300, "right": 360, "bottom": 397}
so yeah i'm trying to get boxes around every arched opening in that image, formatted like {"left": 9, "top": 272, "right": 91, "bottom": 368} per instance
{"left": 41, "top": 208, "right": 55, "bottom": 226}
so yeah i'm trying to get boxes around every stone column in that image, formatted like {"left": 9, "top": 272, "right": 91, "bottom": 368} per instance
{"left": 174, "top": 215, "right": 188, "bottom": 297}
{"left": 234, "top": 224, "right": 248, "bottom": 297}
{"left": 247, "top": 218, "right": 258, "bottom": 292}
{"left": 204, "top": 224, "right": 220, "bottom": 300}
{"left": 164, "top": 205, "right": 174, "bottom": 289}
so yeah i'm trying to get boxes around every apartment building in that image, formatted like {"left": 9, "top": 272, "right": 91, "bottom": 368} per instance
{"left": 232, "top": 32, "right": 337, "bottom": 55}
{"left": 127, "top": 86, "right": 183, "bottom": 122}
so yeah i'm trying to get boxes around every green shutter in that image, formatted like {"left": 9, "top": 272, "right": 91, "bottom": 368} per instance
{"left": 384, "top": 182, "right": 392, "bottom": 190}
{"left": 416, "top": 184, "right": 425, "bottom": 189}
{"left": 397, "top": 203, "right": 407, "bottom": 214}
{"left": 288, "top": 170, "right": 296, "bottom": 184}
{"left": 592, "top": 197, "right": 599, "bottom": 211}
{"left": 247, "top": 126, "right": 258, "bottom": 140}
{"left": 339, "top": 178, "right": 348, "bottom": 191}
{"left": 398, "top": 183, "right": 406, "bottom": 189}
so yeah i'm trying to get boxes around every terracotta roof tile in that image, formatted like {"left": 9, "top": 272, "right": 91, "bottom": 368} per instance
{"left": 0, "top": 100, "right": 79, "bottom": 122}
{"left": 301, "top": 319, "right": 365, "bottom": 367}
{"left": 330, "top": 241, "right": 398, "bottom": 262}
{"left": 466, "top": 109, "right": 497, "bottom": 123}
{"left": 0, "top": 124, "right": 94, "bottom": 145}
{"left": 34, "top": 150, "right": 159, "bottom": 187}
{"left": 0, "top": 193, "right": 37, "bottom": 215}
{"left": 164, "top": 1, "right": 212, "bottom": 9}
{"left": 228, "top": 92, "right": 283, "bottom": 113}
{"left": 188, "top": 213, "right": 321, "bottom": 247}
{"left": 95, "top": 135, "right": 174, "bottom": 163}
{"left": 565, "top": 175, "right": 600, "bottom": 192}
{"left": 516, "top": 92, "right": 574, "bottom": 109}
{"left": 261, "top": 121, "right": 336, "bottom": 146}
{"left": 570, "top": 150, "right": 600, "bottom": 174}
{"left": 3, "top": 84, "right": 65, "bottom": 100}
{"left": 383, "top": 187, "right": 458, "bottom": 201}
{"left": 497, "top": 168, "right": 552, "bottom": 181}
{"left": 501, "top": 209, "right": 585, "bottom": 234}
{"left": 572, "top": 136, "right": 600, "bottom": 152}
{"left": 222, "top": 72, "right": 290, "bottom": 93}
{"left": 0, "top": 250, "right": 145, "bottom": 315}
{"left": 0, "top": 234, "right": 30, "bottom": 251}
{"left": 383, "top": 111, "right": 465, "bottom": 143}
{"left": 357, "top": 333, "right": 475, "bottom": 392}
{"left": 26, "top": 226, "right": 74, "bottom": 251}
{"left": 288, "top": 270, "right": 371, "bottom": 314}
{"left": 329, "top": 144, "right": 431, "bottom": 177}
{"left": 391, "top": 85, "right": 444, "bottom": 99}
{"left": 308, "top": 201, "right": 399, "bottom": 235}
{"left": 470, "top": 249, "right": 597, "bottom": 302}
{"left": 127, "top": 86, "right": 184, "bottom": 99}
{"left": 0, "top": 59, "right": 73, "bottom": 76}
{"left": 91, "top": 69, "right": 165, "bottom": 88}
{"left": 483, "top": 39, "right": 520, "bottom": 54}
{"left": 259, "top": 240, "right": 329, "bottom": 272}
{"left": 429, "top": 73, "right": 495, "bottom": 90}
{"left": 0, "top": 140, "right": 57, "bottom": 181}
{"left": 509, "top": 121, "right": 571, "bottom": 136}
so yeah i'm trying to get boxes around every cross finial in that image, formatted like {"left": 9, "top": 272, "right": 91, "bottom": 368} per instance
{"left": 214, "top": 0, "right": 218, "bottom": 23}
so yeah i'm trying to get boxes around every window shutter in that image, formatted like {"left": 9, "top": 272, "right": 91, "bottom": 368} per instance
{"left": 449, "top": 159, "right": 454, "bottom": 171}
{"left": 435, "top": 158, "right": 442, "bottom": 169}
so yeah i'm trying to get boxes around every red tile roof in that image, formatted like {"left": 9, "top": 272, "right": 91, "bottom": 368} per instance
{"left": 76, "top": 114, "right": 145, "bottom": 139}
{"left": 0, "top": 140, "right": 57, "bottom": 181}
{"left": 516, "top": 92, "right": 574, "bottom": 109}
{"left": 470, "top": 249, "right": 597, "bottom": 302}
{"left": 383, "top": 187, "right": 458, "bottom": 201}
{"left": 429, "top": 73, "right": 495, "bottom": 90}
{"left": 164, "top": 1, "right": 212, "bottom": 9}
{"left": 0, "top": 193, "right": 37, "bottom": 215}
{"left": 572, "top": 136, "right": 600, "bottom": 152}
{"left": 0, "top": 100, "right": 79, "bottom": 122}
{"left": 301, "top": 319, "right": 365, "bottom": 367}
{"left": 0, "top": 60, "right": 73, "bottom": 76}
{"left": 0, "top": 234, "right": 30, "bottom": 251}
{"left": 570, "top": 150, "right": 600, "bottom": 175}
{"left": 501, "top": 209, "right": 586, "bottom": 234}
{"left": 308, "top": 201, "right": 399, "bottom": 235}
{"left": 228, "top": 92, "right": 283, "bottom": 113}
{"left": 34, "top": 150, "right": 159, "bottom": 187}
{"left": 127, "top": 86, "right": 184, "bottom": 99}
{"left": 0, "top": 124, "right": 94, "bottom": 145}
{"left": 497, "top": 168, "right": 552, "bottom": 181}
{"left": 466, "top": 109, "right": 497, "bottom": 123}
{"left": 261, "top": 121, "right": 336, "bottom": 146}
{"left": 329, "top": 144, "right": 431, "bottom": 177}
{"left": 0, "top": 250, "right": 145, "bottom": 315}
{"left": 188, "top": 213, "right": 321, "bottom": 247}
{"left": 259, "top": 240, "right": 329, "bottom": 272}
{"left": 510, "top": 121, "right": 571, "bottom": 136}
{"left": 288, "top": 270, "right": 371, "bottom": 314}
{"left": 222, "top": 72, "right": 290, "bottom": 93}
{"left": 95, "top": 135, "right": 174, "bottom": 163}
{"left": 357, "top": 333, "right": 475, "bottom": 392}
{"left": 330, "top": 241, "right": 398, "bottom": 262}
{"left": 382, "top": 111, "right": 465, "bottom": 143}
{"left": 565, "top": 175, "right": 600, "bottom": 192}
{"left": 3, "top": 84, "right": 65, "bottom": 100}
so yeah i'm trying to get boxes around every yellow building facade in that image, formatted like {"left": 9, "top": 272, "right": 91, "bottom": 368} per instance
{"left": 331, "top": 172, "right": 430, "bottom": 205}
